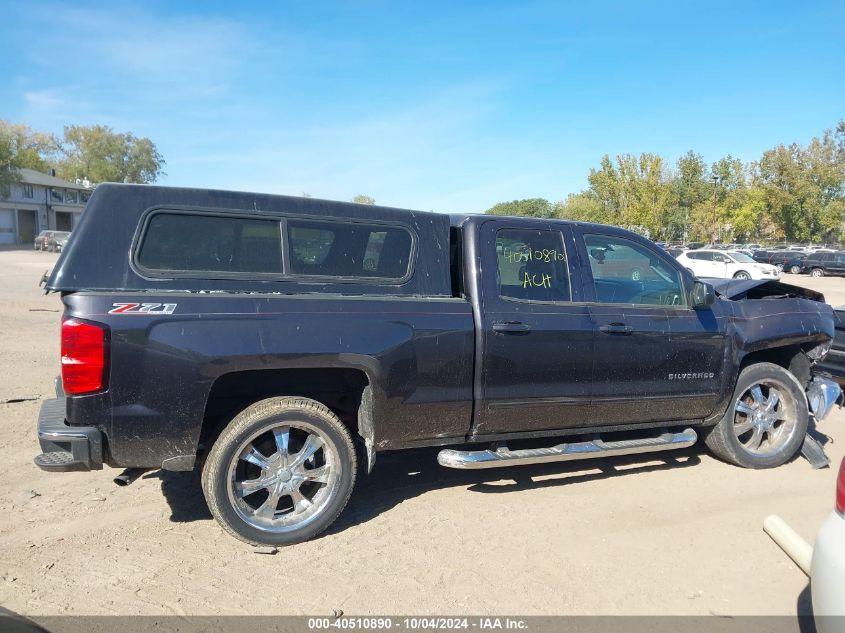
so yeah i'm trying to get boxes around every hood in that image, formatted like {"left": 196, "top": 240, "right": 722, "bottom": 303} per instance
{"left": 707, "top": 278, "right": 825, "bottom": 302}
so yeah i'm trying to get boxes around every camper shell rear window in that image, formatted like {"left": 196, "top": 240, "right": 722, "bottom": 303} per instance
{"left": 134, "top": 210, "right": 415, "bottom": 283}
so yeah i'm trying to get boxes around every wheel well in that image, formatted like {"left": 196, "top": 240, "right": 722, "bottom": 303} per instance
{"left": 739, "top": 345, "right": 811, "bottom": 388}
{"left": 199, "top": 368, "right": 370, "bottom": 456}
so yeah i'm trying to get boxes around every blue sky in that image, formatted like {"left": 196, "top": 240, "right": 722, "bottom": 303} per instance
{"left": 1, "top": 1, "right": 843, "bottom": 212}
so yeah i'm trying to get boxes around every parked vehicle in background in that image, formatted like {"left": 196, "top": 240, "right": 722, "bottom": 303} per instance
{"left": 676, "top": 249, "right": 780, "bottom": 280}
{"left": 782, "top": 256, "right": 807, "bottom": 275}
{"left": 33, "top": 231, "right": 54, "bottom": 251}
{"left": 54, "top": 233, "right": 71, "bottom": 253}
{"left": 765, "top": 250, "right": 804, "bottom": 272}
{"left": 746, "top": 243, "right": 762, "bottom": 251}
{"left": 763, "top": 457, "right": 845, "bottom": 631}
{"left": 666, "top": 246, "right": 687, "bottom": 259}
{"left": 817, "top": 307, "right": 845, "bottom": 387}
{"left": 803, "top": 252, "right": 845, "bottom": 278}
{"left": 752, "top": 249, "right": 772, "bottom": 264}
{"left": 45, "top": 231, "right": 71, "bottom": 253}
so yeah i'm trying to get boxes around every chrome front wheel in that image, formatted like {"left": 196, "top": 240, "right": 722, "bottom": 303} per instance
{"left": 732, "top": 381, "right": 796, "bottom": 456}
{"left": 705, "top": 362, "right": 808, "bottom": 469}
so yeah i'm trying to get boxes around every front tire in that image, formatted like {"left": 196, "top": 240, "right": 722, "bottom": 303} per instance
{"left": 202, "top": 397, "right": 357, "bottom": 545}
{"left": 733, "top": 271, "right": 751, "bottom": 280}
{"left": 811, "top": 268, "right": 825, "bottom": 278}
{"left": 789, "top": 265, "right": 801, "bottom": 274}
{"left": 704, "top": 362, "right": 808, "bottom": 469}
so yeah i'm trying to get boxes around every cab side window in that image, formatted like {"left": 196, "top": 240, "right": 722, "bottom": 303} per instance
{"left": 584, "top": 234, "right": 686, "bottom": 306}
{"left": 495, "top": 229, "right": 571, "bottom": 302}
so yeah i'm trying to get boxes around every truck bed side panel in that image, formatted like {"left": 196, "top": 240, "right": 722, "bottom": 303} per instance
{"left": 62, "top": 293, "right": 475, "bottom": 468}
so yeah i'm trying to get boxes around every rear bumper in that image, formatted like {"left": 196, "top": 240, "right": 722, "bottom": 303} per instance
{"left": 34, "top": 397, "right": 103, "bottom": 472}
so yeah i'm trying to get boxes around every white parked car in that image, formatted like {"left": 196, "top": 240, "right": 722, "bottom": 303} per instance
{"left": 675, "top": 249, "right": 780, "bottom": 280}
{"left": 764, "top": 457, "right": 845, "bottom": 631}
{"left": 812, "top": 458, "right": 845, "bottom": 627}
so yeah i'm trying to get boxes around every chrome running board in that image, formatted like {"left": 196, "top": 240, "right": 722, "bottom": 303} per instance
{"left": 437, "top": 428, "right": 698, "bottom": 470}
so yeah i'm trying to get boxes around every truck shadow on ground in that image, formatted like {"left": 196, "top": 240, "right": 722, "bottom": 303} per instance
{"left": 152, "top": 444, "right": 706, "bottom": 534}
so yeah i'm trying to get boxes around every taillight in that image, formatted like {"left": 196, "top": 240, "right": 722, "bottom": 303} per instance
{"left": 836, "top": 458, "right": 845, "bottom": 515}
{"left": 61, "top": 318, "right": 107, "bottom": 395}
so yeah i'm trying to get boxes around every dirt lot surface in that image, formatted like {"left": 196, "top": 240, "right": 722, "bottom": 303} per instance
{"left": 1, "top": 248, "right": 844, "bottom": 616}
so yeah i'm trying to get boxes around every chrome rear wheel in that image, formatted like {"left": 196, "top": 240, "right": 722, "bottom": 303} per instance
{"left": 203, "top": 397, "right": 357, "bottom": 545}
{"left": 227, "top": 422, "right": 342, "bottom": 533}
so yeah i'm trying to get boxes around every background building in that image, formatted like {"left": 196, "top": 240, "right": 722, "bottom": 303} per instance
{"left": 0, "top": 168, "right": 92, "bottom": 245}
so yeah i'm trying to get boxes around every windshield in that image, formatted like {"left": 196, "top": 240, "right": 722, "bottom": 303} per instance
{"left": 729, "top": 251, "right": 755, "bottom": 263}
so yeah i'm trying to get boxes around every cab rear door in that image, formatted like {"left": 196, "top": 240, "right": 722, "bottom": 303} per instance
{"left": 473, "top": 218, "right": 594, "bottom": 435}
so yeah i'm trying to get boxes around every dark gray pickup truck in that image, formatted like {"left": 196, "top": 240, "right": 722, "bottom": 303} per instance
{"left": 36, "top": 184, "right": 841, "bottom": 544}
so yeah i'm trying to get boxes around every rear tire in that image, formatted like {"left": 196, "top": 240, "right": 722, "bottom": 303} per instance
{"left": 789, "top": 265, "right": 801, "bottom": 274}
{"left": 202, "top": 397, "right": 357, "bottom": 545}
{"left": 704, "top": 362, "right": 807, "bottom": 469}
{"left": 811, "top": 268, "right": 824, "bottom": 278}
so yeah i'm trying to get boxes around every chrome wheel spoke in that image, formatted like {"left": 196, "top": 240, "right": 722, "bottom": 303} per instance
{"left": 291, "top": 434, "right": 324, "bottom": 467}
{"left": 290, "top": 488, "right": 313, "bottom": 514}
{"left": 302, "top": 465, "right": 331, "bottom": 484}
{"left": 236, "top": 477, "right": 269, "bottom": 498}
{"left": 765, "top": 389, "right": 781, "bottom": 411}
{"left": 750, "top": 386, "right": 766, "bottom": 406}
{"left": 736, "top": 401, "right": 755, "bottom": 416}
{"left": 242, "top": 446, "right": 270, "bottom": 469}
{"left": 734, "top": 420, "right": 754, "bottom": 435}
{"left": 744, "top": 426, "right": 763, "bottom": 450}
{"left": 255, "top": 492, "right": 281, "bottom": 519}
{"left": 273, "top": 427, "right": 290, "bottom": 456}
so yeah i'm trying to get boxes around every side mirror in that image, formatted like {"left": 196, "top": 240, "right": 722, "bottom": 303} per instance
{"left": 691, "top": 280, "right": 716, "bottom": 308}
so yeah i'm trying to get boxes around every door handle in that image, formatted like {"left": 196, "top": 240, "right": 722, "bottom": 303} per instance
{"left": 599, "top": 323, "right": 633, "bottom": 335}
{"left": 492, "top": 321, "right": 532, "bottom": 334}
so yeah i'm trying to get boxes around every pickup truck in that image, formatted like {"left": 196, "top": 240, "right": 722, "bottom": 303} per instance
{"left": 36, "top": 184, "right": 842, "bottom": 545}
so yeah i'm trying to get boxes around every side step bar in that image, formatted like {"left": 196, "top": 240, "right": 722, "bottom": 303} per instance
{"left": 437, "top": 428, "right": 698, "bottom": 470}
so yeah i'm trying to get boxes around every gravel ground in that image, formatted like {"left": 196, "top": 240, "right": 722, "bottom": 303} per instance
{"left": 1, "top": 248, "right": 843, "bottom": 616}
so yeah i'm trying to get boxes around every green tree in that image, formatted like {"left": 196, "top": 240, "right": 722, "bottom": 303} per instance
{"left": 351, "top": 194, "right": 375, "bottom": 205}
{"left": 57, "top": 125, "right": 165, "bottom": 184}
{"left": 486, "top": 198, "right": 553, "bottom": 218}
{"left": 554, "top": 192, "right": 606, "bottom": 222}
{"left": 582, "top": 153, "right": 676, "bottom": 237}
{"left": 0, "top": 120, "right": 58, "bottom": 190}
{"left": 752, "top": 122, "right": 845, "bottom": 242}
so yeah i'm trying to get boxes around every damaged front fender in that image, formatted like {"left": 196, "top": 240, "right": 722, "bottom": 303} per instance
{"left": 712, "top": 278, "right": 835, "bottom": 357}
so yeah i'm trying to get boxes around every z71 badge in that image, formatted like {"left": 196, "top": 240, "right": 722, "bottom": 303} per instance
{"left": 109, "top": 302, "right": 177, "bottom": 315}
